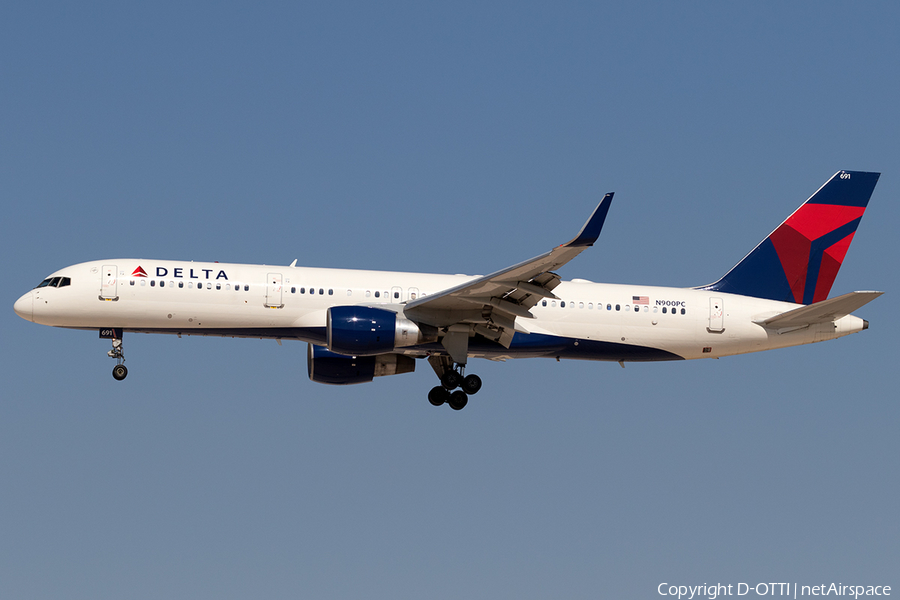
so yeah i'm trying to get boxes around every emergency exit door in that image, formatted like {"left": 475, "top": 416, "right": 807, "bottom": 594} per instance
{"left": 266, "top": 273, "right": 283, "bottom": 308}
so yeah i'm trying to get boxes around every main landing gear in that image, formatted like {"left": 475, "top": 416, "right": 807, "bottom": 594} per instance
{"left": 427, "top": 358, "right": 482, "bottom": 411}
{"left": 108, "top": 337, "right": 128, "bottom": 380}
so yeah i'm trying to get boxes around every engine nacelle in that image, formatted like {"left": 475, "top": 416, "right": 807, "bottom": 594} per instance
{"left": 307, "top": 344, "right": 415, "bottom": 385}
{"left": 326, "top": 305, "right": 437, "bottom": 356}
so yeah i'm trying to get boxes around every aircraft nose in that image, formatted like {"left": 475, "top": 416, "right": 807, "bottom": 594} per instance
{"left": 14, "top": 291, "right": 33, "bottom": 322}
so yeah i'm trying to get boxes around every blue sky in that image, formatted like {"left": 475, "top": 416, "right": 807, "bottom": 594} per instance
{"left": 2, "top": 3, "right": 898, "bottom": 598}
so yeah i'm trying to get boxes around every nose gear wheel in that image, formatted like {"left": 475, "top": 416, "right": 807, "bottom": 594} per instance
{"left": 107, "top": 337, "right": 128, "bottom": 380}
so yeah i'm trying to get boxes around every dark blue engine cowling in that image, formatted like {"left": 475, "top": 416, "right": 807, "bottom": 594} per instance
{"left": 308, "top": 344, "right": 376, "bottom": 384}
{"left": 327, "top": 305, "right": 397, "bottom": 356}
{"left": 307, "top": 344, "right": 416, "bottom": 385}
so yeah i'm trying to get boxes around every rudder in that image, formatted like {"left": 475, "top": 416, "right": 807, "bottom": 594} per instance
{"left": 698, "top": 170, "right": 880, "bottom": 304}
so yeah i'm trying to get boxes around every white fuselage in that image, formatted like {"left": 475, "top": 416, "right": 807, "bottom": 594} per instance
{"left": 14, "top": 259, "right": 867, "bottom": 363}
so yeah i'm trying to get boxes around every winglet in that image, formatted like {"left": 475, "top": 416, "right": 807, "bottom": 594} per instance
{"left": 564, "top": 193, "right": 614, "bottom": 247}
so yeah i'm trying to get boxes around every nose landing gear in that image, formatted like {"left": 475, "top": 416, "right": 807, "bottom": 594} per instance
{"left": 108, "top": 337, "right": 127, "bottom": 380}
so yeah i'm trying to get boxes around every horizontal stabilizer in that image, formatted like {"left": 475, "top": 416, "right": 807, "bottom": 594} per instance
{"left": 754, "top": 291, "right": 883, "bottom": 329}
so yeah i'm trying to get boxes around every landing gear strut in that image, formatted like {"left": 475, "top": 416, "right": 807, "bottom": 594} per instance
{"left": 427, "top": 356, "right": 482, "bottom": 411}
{"left": 108, "top": 337, "right": 128, "bottom": 380}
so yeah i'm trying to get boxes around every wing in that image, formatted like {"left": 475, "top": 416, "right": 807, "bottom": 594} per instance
{"left": 404, "top": 193, "right": 613, "bottom": 350}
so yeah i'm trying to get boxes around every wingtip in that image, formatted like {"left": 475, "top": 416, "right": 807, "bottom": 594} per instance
{"left": 564, "top": 192, "right": 614, "bottom": 247}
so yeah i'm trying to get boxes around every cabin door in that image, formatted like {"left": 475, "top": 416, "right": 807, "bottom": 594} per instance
{"left": 266, "top": 273, "right": 284, "bottom": 308}
{"left": 100, "top": 265, "right": 118, "bottom": 300}
{"left": 708, "top": 297, "right": 724, "bottom": 332}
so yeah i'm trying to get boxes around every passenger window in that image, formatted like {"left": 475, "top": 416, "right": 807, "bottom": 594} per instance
{"left": 551, "top": 301, "right": 557, "bottom": 307}
{"left": 179, "top": 282, "right": 184, "bottom": 288}
{"left": 662, "top": 307, "right": 667, "bottom": 313}
{"left": 644, "top": 306, "right": 648, "bottom": 312}
{"left": 560, "top": 301, "right": 566, "bottom": 308}
{"left": 244, "top": 285, "right": 249, "bottom": 291}
{"left": 151, "top": 280, "right": 156, "bottom": 287}
{"left": 588, "top": 303, "right": 592, "bottom": 309}
{"left": 634, "top": 306, "right": 639, "bottom": 312}
{"left": 216, "top": 283, "right": 221, "bottom": 290}
{"left": 300, "top": 287, "right": 305, "bottom": 294}
{"left": 542, "top": 300, "right": 547, "bottom": 307}
{"left": 375, "top": 291, "right": 380, "bottom": 298}
{"left": 329, "top": 289, "right": 333, "bottom": 295}
{"left": 347, "top": 290, "right": 352, "bottom": 296}
{"left": 681, "top": 308, "right": 686, "bottom": 315}
{"left": 410, "top": 292, "right": 416, "bottom": 300}
{"left": 310, "top": 288, "right": 315, "bottom": 295}
{"left": 366, "top": 290, "right": 371, "bottom": 297}
{"left": 393, "top": 291, "right": 399, "bottom": 299}
{"left": 160, "top": 281, "right": 165, "bottom": 288}
{"left": 291, "top": 287, "right": 296, "bottom": 294}
{"left": 607, "top": 304, "right": 611, "bottom": 311}
{"left": 615, "top": 304, "right": 620, "bottom": 311}
{"left": 625, "top": 305, "right": 630, "bottom": 311}
{"left": 141, "top": 280, "right": 146, "bottom": 287}
{"left": 207, "top": 283, "right": 213, "bottom": 289}
{"left": 319, "top": 288, "right": 324, "bottom": 295}
{"left": 579, "top": 302, "right": 584, "bottom": 309}
{"left": 130, "top": 280, "right": 135, "bottom": 286}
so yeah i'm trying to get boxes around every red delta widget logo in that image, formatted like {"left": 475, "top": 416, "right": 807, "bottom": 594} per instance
{"left": 132, "top": 265, "right": 229, "bottom": 280}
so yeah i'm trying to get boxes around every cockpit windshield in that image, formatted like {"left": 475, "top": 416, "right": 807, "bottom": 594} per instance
{"left": 35, "top": 277, "right": 71, "bottom": 289}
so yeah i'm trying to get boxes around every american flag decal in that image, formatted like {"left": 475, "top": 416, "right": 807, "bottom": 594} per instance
{"left": 632, "top": 295, "right": 649, "bottom": 305}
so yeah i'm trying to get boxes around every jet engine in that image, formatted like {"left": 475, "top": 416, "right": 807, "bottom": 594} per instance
{"left": 326, "top": 306, "right": 437, "bottom": 356}
{"left": 307, "top": 344, "right": 415, "bottom": 385}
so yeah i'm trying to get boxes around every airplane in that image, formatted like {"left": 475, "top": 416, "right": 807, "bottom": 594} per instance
{"left": 14, "top": 170, "right": 882, "bottom": 410}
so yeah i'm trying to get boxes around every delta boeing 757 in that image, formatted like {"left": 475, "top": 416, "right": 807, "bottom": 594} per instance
{"left": 14, "top": 171, "right": 882, "bottom": 410}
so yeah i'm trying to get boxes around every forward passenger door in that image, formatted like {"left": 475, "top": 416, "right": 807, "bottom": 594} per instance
{"left": 100, "top": 265, "right": 118, "bottom": 300}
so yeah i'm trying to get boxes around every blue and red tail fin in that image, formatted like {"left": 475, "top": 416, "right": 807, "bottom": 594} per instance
{"left": 697, "top": 170, "right": 880, "bottom": 304}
